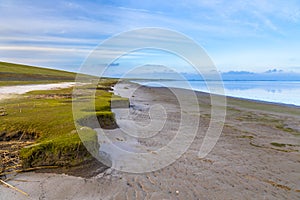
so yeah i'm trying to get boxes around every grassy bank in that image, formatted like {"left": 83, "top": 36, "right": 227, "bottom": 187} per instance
{"left": 0, "top": 62, "right": 128, "bottom": 171}
{"left": 0, "top": 61, "right": 76, "bottom": 86}
{"left": 0, "top": 80, "right": 128, "bottom": 169}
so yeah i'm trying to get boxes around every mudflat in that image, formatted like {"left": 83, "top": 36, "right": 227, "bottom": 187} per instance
{"left": 1, "top": 82, "right": 299, "bottom": 199}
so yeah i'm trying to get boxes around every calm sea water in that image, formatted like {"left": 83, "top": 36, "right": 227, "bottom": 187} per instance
{"left": 134, "top": 80, "right": 300, "bottom": 106}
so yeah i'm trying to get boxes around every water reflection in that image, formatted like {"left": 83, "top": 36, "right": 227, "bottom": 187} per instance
{"left": 135, "top": 80, "right": 300, "bottom": 106}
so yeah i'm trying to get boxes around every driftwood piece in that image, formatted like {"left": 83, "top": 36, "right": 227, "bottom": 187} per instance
{"left": 0, "top": 179, "right": 29, "bottom": 196}
{"left": 0, "top": 165, "right": 59, "bottom": 177}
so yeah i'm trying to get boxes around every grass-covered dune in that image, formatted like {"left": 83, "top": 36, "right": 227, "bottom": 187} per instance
{"left": 0, "top": 62, "right": 127, "bottom": 172}
{"left": 0, "top": 61, "right": 76, "bottom": 86}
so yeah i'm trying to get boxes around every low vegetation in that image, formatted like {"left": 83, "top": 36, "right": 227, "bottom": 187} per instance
{"left": 270, "top": 142, "right": 286, "bottom": 147}
{"left": 0, "top": 61, "right": 77, "bottom": 86}
{"left": 0, "top": 81, "right": 128, "bottom": 169}
{"left": 0, "top": 62, "right": 128, "bottom": 172}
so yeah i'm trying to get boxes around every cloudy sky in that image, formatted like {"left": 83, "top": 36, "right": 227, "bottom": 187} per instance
{"left": 1, "top": 0, "right": 300, "bottom": 74}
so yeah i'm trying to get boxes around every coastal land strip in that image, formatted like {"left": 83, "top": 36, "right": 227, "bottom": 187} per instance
{"left": 1, "top": 80, "right": 299, "bottom": 200}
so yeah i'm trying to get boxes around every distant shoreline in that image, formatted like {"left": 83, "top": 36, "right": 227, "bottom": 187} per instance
{"left": 131, "top": 80, "right": 300, "bottom": 107}
{"left": 129, "top": 78, "right": 300, "bottom": 83}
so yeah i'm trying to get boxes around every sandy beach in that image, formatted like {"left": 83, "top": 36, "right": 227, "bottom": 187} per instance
{"left": 1, "top": 81, "right": 299, "bottom": 199}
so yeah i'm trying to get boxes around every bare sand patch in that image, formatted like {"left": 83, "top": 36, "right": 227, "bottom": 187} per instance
{"left": 0, "top": 82, "right": 77, "bottom": 101}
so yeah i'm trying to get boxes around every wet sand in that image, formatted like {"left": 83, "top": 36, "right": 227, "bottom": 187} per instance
{"left": 1, "top": 82, "right": 299, "bottom": 199}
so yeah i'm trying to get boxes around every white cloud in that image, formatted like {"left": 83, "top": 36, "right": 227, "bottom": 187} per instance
{"left": 0, "top": 45, "right": 90, "bottom": 53}
{"left": 0, "top": 0, "right": 299, "bottom": 72}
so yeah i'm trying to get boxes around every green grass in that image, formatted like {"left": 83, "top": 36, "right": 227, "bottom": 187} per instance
{"left": 0, "top": 80, "right": 67, "bottom": 86}
{"left": 0, "top": 81, "right": 128, "bottom": 167}
{"left": 270, "top": 142, "right": 286, "bottom": 147}
{"left": 0, "top": 61, "right": 128, "bottom": 167}
{"left": 0, "top": 61, "right": 75, "bottom": 76}
{"left": 275, "top": 124, "right": 295, "bottom": 133}
{"left": 238, "top": 135, "right": 254, "bottom": 139}
{"left": 0, "top": 61, "right": 97, "bottom": 86}
{"left": 0, "top": 61, "right": 108, "bottom": 86}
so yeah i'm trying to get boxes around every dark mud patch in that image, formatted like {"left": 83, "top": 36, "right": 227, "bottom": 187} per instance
{"left": 33, "top": 157, "right": 109, "bottom": 178}
{"left": 77, "top": 112, "right": 118, "bottom": 129}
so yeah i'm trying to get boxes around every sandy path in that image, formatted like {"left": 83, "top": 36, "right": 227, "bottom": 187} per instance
{"left": 1, "top": 82, "right": 299, "bottom": 199}
{"left": 0, "top": 82, "right": 77, "bottom": 101}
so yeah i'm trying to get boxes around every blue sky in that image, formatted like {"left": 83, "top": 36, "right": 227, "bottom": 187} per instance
{"left": 1, "top": 0, "right": 300, "bottom": 74}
